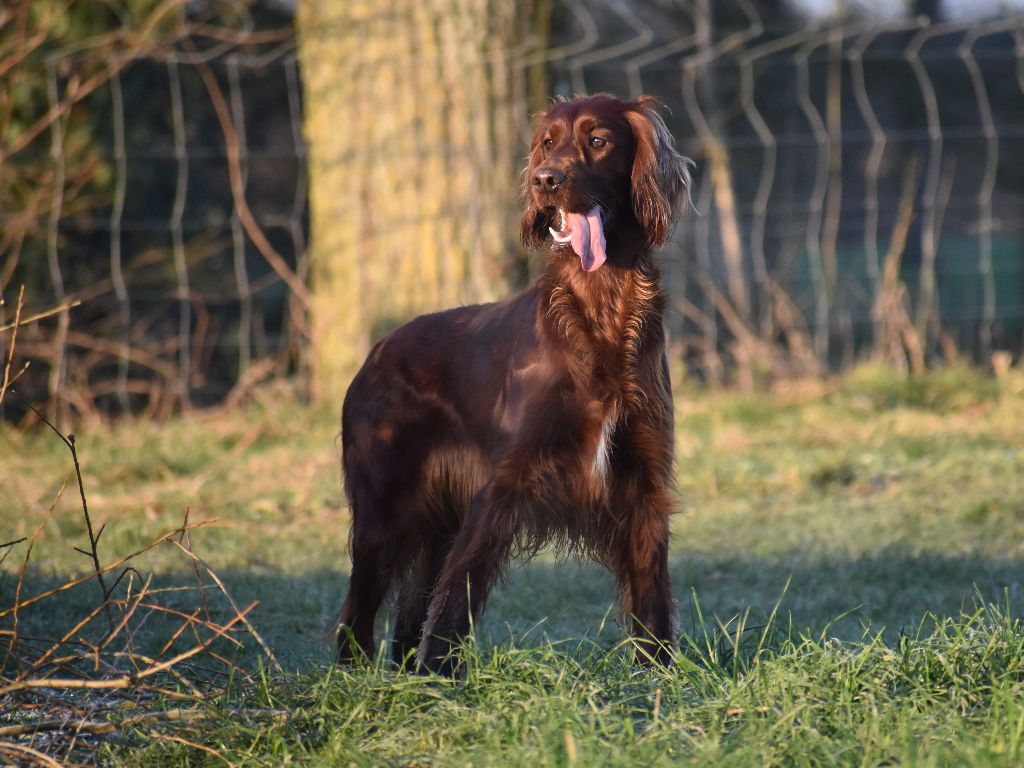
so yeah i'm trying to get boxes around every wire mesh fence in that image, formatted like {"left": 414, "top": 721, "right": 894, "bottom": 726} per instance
{"left": 620, "top": 2, "right": 1024, "bottom": 383}
{"left": 3, "top": 15, "right": 308, "bottom": 420}
{"left": 3, "top": 0, "right": 1023, "bottom": 421}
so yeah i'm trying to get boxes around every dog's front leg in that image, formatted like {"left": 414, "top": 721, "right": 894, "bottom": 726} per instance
{"left": 610, "top": 409, "right": 677, "bottom": 666}
{"left": 612, "top": 501, "right": 674, "bottom": 665}
{"left": 416, "top": 482, "right": 516, "bottom": 676}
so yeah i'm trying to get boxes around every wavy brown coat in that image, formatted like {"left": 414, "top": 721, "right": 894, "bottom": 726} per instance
{"left": 337, "top": 94, "right": 693, "bottom": 675}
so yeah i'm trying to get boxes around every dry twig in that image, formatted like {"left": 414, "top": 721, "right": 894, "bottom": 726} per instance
{"left": 0, "top": 707, "right": 288, "bottom": 739}
{"left": 0, "top": 740, "right": 65, "bottom": 768}
{"left": 0, "top": 520, "right": 213, "bottom": 620}
{"left": 169, "top": 540, "right": 282, "bottom": 673}
{"left": 0, "top": 286, "right": 28, "bottom": 405}
{"left": 0, "top": 603, "right": 257, "bottom": 696}
{"left": 9, "top": 391, "right": 115, "bottom": 630}
{"left": 0, "top": 299, "right": 81, "bottom": 335}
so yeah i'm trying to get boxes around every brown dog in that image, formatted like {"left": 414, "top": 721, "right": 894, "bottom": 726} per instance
{"left": 337, "top": 94, "right": 692, "bottom": 675}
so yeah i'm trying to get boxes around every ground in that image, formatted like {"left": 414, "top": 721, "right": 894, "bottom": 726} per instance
{"left": 2, "top": 362, "right": 1023, "bottom": 765}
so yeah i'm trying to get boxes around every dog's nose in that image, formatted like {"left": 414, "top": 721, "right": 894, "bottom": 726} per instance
{"left": 532, "top": 168, "right": 565, "bottom": 192}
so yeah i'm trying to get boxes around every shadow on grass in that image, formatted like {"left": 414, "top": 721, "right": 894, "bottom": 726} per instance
{"left": 5, "top": 547, "right": 1021, "bottom": 675}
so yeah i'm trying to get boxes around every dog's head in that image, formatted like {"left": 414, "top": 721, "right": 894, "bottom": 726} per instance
{"left": 520, "top": 94, "right": 692, "bottom": 271}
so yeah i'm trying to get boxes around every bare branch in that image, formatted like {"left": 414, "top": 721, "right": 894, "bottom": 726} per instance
{"left": 0, "top": 603, "right": 256, "bottom": 696}
{"left": 0, "top": 707, "right": 288, "bottom": 739}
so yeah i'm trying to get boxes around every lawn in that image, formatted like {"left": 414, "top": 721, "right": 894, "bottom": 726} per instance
{"left": 2, "top": 363, "right": 1024, "bottom": 765}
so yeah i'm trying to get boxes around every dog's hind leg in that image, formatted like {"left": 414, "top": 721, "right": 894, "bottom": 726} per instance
{"left": 336, "top": 443, "right": 417, "bottom": 663}
{"left": 336, "top": 514, "right": 401, "bottom": 663}
{"left": 417, "top": 484, "right": 518, "bottom": 676}
{"left": 391, "top": 535, "right": 451, "bottom": 666}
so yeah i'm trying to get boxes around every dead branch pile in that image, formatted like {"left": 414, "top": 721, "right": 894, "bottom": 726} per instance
{"left": 1, "top": 315, "right": 285, "bottom": 764}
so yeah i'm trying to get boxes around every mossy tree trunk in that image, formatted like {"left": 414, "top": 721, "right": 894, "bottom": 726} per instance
{"left": 297, "top": 1, "right": 534, "bottom": 401}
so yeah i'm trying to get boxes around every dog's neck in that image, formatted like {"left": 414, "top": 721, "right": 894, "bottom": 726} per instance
{"left": 539, "top": 239, "right": 665, "bottom": 387}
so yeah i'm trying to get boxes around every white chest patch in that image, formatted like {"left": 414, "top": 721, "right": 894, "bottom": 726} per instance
{"left": 591, "top": 415, "right": 615, "bottom": 482}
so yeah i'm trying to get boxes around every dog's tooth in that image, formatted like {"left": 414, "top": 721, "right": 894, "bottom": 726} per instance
{"left": 549, "top": 226, "right": 571, "bottom": 243}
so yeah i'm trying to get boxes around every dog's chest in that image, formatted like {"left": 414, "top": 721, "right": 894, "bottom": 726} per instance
{"left": 590, "top": 413, "right": 616, "bottom": 483}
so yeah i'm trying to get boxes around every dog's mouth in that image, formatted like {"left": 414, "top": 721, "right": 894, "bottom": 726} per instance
{"left": 547, "top": 207, "right": 607, "bottom": 272}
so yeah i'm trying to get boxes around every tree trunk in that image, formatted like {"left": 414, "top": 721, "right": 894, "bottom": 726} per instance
{"left": 297, "top": 0, "right": 533, "bottom": 400}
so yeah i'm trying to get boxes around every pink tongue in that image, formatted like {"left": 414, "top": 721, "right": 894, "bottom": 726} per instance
{"left": 566, "top": 206, "right": 607, "bottom": 272}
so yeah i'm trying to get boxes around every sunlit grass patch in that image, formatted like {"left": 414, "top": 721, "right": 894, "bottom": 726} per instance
{"left": 102, "top": 598, "right": 1024, "bottom": 767}
{"left": 3, "top": 363, "right": 1024, "bottom": 764}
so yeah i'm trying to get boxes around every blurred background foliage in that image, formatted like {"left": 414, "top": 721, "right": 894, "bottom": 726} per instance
{"left": 2, "top": 0, "right": 1023, "bottom": 425}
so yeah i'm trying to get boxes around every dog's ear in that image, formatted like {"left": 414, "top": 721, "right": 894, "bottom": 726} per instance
{"left": 624, "top": 97, "right": 693, "bottom": 248}
{"left": 520, "top": 114, "right": 550, "bottom": 249}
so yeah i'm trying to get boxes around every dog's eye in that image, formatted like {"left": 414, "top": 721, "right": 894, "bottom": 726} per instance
{"left": 588, "top": 136, "right": 606, "bottom": 149}
{"left": 542, "top": 137, "right": 554, "bottom": 149}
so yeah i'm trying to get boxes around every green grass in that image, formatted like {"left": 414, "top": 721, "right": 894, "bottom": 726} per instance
{"left": 2, "top": 366, "right": 1024, "bottom": 765}
{"left": 111, "top": 602, "right": 1024, "bottom": 767}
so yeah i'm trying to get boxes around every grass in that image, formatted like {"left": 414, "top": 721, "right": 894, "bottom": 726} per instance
{"left": 111, "top": 604, "right": 1024, "bottom": 767}
{"left": 2, "top": 363, "right": 1024, "bottom": 765}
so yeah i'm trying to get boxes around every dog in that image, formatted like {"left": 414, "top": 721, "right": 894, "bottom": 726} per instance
{"left": 336, "top": 94, "right": 692, "bottom": 675}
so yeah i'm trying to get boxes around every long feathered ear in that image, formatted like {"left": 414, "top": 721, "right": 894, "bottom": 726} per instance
{"left": 624, "top": 96, "right": 693, "bottom": 248}
{"left": 520, "top": 115, "right": 549, "bottom": 249}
